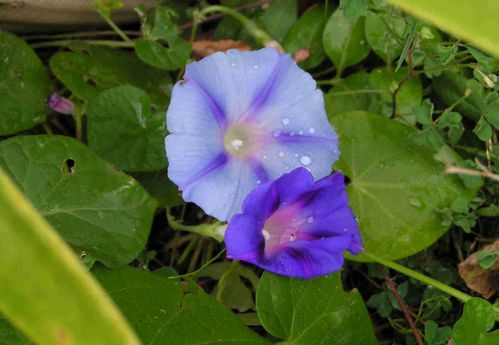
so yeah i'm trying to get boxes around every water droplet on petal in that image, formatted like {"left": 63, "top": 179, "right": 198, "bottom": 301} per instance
{"left": 254, "top": 65, "right": 259, "bottom": 69}
{"left": 272, "top": 130, "right": 282, "bottom": 137}
{"left": 294, "top": 153, "right": 299, "bottom": 158}
{"left": 298, "top": 130, "right": 304, "bottom": 135}
{"left": 278, "top": 151, "right": 285, "bottom": 158}
{"left": 256, "top": 180, "right": 261, "bottom": 184}
{"left": 262, "top": 154, "right": 267, "bottom": 159}
{"left": 309, "top": 127, "right": 315, "bottom": 134}
{"left": 306, "top": 216, "right": 314, "bottom": 224}
{"left": 343, "top": 228, "right": 348, "bottom": 232}
{"left": 290, "top": 131, "right": 295, "bottom": 136}
{"left": 282, "top": 118, "right": 290, "bottom": 125}
{"left": 300, "top": 155, "right": 312, "bottom": 166}
{"left": 262, "top": 229, "right": 270, "bottom": 240}
{"left": 231, "top": 62, "right": 236, "bottom": 67}
{"left": 285, "top": 166, "right": 289, "bottom": 171}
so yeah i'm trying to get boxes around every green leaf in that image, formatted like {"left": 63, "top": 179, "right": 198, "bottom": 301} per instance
{"left": 0, "top": 168, "right": 140, "bottom": 345}
{"left": 196, "top": 261, "right": 259, "bottom": 312}
{"left": 87, "top": 86, "right": 167, "bottom": 172}
{"left": 474, "top": 117, "right": 493, "bottom": 141}
{"left": 134, "top": 37, "right": 191, "bottom": 71}
{"left": 485, "top": 107, "right": 499, "bottom": 130}
{"left": 256, "top": 272, "right": 377, "bottom": 345}
{"left": 340, "top": 0, "right": 369, "bottom": 20}
{"left": 49, "top": 45, "right": 171, "bottom": 109}
{"left": 425, "top": 320, "right": 452, "bottom": 345}
{"left": 331, "top": 112, "right": 475, "bottom": 260}
{"left": 323, "top": 9, "right": 370, "bottom": 75}
{"left": 433, "top": 72, "right": 485, "bottom": 121}
{"left": 413, "top": 99, "right": 434, "bottom": 125}
{"left": 365, "top": 10, "right": 406, "bottom": 62}
{"left": 477, "top": 250, "right": 498, "bottom": 269}
{"left": 387, "top": 0, "right": 499, "bottom": 59}
{"left": 259, "top": 0, "right": 297, "bottom": 42}
{"left": 0, "top": 30, "right": 53, "bottom": 136}
{"left": 93, "top": 267, "right": 271, "bottom": 345}
{"left": 283, "top": 6, "right": 327, "bottom": 70}
{"left": 452, "top": 298, "right": 499, "bottom": 345}
{"left": 0, "top": 316, "right": 30, "bottom": 345}
{"left": 368, "top": 67, "right": 422, "bottom": 122}
{"left": 0, "top": 135, "right": 157, "bottom": 268}
{"left": 325, "top": 71, "right": 375, "bottom": 116}
{"left": 132, "top": 169, "right": 182, "bottom": 208}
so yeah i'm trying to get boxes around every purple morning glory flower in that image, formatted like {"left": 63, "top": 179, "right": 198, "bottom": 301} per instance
{"left": 224, "top": 168, "right": 362, "bottom": 279}
{"left": 47, "top": 93, "right": 75, "bottom": 115}
{"left": 165, "top": 48, "right": 338, "bottom": 221}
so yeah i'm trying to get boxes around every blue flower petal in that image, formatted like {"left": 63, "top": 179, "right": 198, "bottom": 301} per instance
{"left": 185, "top": 48, "right": 283, "bottom": 123}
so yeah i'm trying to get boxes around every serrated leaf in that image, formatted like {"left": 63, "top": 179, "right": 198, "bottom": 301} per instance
{"left": 93, "top": 267, "right": 271, "bottom": 345}
{"left": 331, "top": 112, "right": 476, "bottom": 260}
{"left": 87, "top": 86, "right": 167, "bottom": 172}
{"left": 323, "top": 9, "right": 370, "bottom": 75}
{"left": 256, "top": 272, "right": 377, "bottom": 345}
{"left": 0, "top": 135, "right": 157, "bottom": 267}
{"left": 0, "top": 30, "right": 53, "bottom": 136}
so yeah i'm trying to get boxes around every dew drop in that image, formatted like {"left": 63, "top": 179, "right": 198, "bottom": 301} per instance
{"left": 278, "top": 151, "right": 285, "bottom": 158}
{"left": 300, "top": 155, "right": 312, "bottom": 166}
{"left": 256, "top": 180, "right": 261, "bottom": 185}
{"left": 408, "top": 197, "right": 423, "bottom": 209}
{"left": 254, "top": 65, "right": 259, "bottom": 69}
{"left": 309, "top": 127, "right": 315, "bottom": 134}
{"left": 306, "top": 216, "right": 315, "bottom": 224}
{"left": 285, "top": 166, "right": 289, "bottom": 171}
{"left": 343, "top": 228, "right": 348, "bottom": 232}
{"left": 262, "top": 229, "right": 270, "bottom": 240}
{"left": 262, "top": 154, "right": 267, "bottom": 159}
{"left": 294, "top": 153, "right": 299, "bottom": 158}
{"left": 272, "top": 130, "right": 282, "bottom": 137}
{"left": 298, "top": 130, "right": 304, "bottom": 135}
{"left": 282, "top": 118, "right": 290, "bottom": 125}
{"left": 231, "top": 62, "right": 236, "bottom": 67}
{"left": 290, "top": 131, "right": 295, "bottom": 136}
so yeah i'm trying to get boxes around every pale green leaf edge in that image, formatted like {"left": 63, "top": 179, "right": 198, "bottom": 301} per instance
{"left": 0, "top": 169, "right": 141, "bottom": 345}
{"left": 388, "top": 0, "right": 499, "bottom": 58}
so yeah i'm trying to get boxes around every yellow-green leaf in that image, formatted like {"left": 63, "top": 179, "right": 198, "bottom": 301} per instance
{"left": 0, "top": 168, "right": 141, "bottom": 345}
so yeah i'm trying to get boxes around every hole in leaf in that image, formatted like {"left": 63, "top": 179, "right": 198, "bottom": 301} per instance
{"left": 61, "top": 158, "right": 76, "bottom": 174}
{"left": 344, "top": 175, "right": 352, "bottom": 185}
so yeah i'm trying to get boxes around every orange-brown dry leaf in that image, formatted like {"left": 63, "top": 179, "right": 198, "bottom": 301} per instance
{"left": 458, "top": 240, "right": 499, "bottom": 299}
{"left": 193, "top": 39, "right": 251, "bottom": 57}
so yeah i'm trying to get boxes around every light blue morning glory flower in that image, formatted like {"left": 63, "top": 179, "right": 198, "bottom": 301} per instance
{"left": 165, "top": 48, "right": 339, "bottom": 221}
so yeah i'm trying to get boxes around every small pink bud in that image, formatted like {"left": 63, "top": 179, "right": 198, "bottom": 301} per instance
{"left": 47, "top": 93, "right": 75, "bottom": 115}
{"left": 293, "top": 49, "right": 311, "bottom": 63}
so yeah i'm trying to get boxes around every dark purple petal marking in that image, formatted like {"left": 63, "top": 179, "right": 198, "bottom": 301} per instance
{"left": 240, "top": 54, "right": 287, "bottom": 120}
{"left": 180, "top": 152, "right": 229, "bottom": 189}
{"left": 186, "top": 78, "right": 228, "bottom": 130}
{"left": 249, "top": 160, "right": 270, "bottom": 184}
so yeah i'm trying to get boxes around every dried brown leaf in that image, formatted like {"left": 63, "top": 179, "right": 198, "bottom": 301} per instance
{"left": 458, "top": 240, "right": 499, "bottom": 299}
{"left": 192, "top": 39, "right": 251, "bottom": 57}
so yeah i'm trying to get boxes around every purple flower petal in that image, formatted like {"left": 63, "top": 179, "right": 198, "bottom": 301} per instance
{"left": 224, "top": 168, "right": 362, "bottom": 279}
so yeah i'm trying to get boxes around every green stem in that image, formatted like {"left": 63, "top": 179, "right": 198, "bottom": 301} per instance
{"left": 360, "top": 251, "right": 472, "bottom": 303}
{"left": 74, "top": 103, "right": 84, "bottom": 142}
{"left": 31, "top": 40, "right": 135, "bottom": 49}
{"left": 169, "top": 248, "right": 226, "bottom": 280}
{"left": 196, "top": 5, "right": 280, "bottom": 50}
{"left": 98, "top": 11, "right": 131, "bottom": 42}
